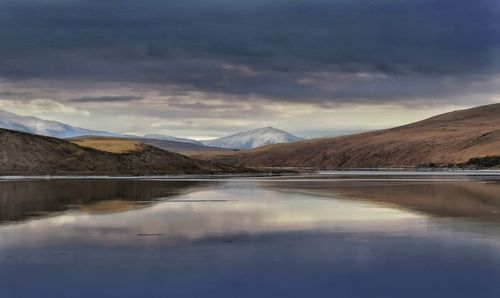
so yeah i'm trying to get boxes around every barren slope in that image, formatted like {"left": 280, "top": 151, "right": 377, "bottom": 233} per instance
{"left": 71, "top": 137, "right": 144, "bottom": 153}
{"left": 70, "top": 136, "right": 231, "bottom": 155}
{"left": 199, "top": 104, "right": 500, "bottom": 168}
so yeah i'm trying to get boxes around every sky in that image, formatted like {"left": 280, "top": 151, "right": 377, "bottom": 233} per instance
{"left": 0, "top": 0, "right": 499, "bottom": 139}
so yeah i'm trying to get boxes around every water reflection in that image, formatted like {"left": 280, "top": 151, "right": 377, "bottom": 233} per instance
{"left": 259, "top": 179, "right": 500, "bottom": 219}
{"left": 1, "top": 176, "right": 500, "bottom": 298}
{"left": 0, "top": 186, "right": 426, "bottom": 250}
{"left": 0, "top": 179, "right": 213, "bottom": 223}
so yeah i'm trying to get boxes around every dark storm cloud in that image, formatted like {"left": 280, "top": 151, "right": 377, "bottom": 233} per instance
{"left": 168, "top": 101, "right": 243, "bottom": 110}
{"left": 70, "top": 95, "right": 143, "bottom": 103}
{"left": 0, "top": 91, "right": 32, "bottom": 97}
{"left": 0, "top": 0, "right": 499, "bottom": 103}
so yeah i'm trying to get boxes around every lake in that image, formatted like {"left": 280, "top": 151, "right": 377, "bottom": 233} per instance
{"left": 1, "top": 172, "right": 500, "bottom": 298}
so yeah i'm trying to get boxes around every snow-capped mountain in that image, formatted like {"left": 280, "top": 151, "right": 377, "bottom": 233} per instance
{"left": 0, "top": 110, "right": 121, "bottom": 138}
{"left": 142, "top": 134, "right": 203, "bottom": 145}
{"left": 200, "top": 127, "right": 302, "bottom": 149}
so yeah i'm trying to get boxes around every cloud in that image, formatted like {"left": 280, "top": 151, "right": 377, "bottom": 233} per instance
{"left": 167, "top": 101, "right": 244, "bottom": 110}
{"left": 0, "top": 0, "right": 498, "bottom": 104}
{"left": 0, "top": 0, "right": 499, "bottom": 138}
{"left": 70, "top": 96, "right": 143, "bottom": 103}
{"left": 0, "top": 98, "right": 90, "bottom": 117}
{"left": 0, "top": 91, "right": 31, "bottom": 97}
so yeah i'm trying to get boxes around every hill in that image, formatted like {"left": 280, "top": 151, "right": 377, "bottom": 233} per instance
{"left": 142, "top": 134, "right": 203, "bottom": 145}
{"left": 0, "top": 129, "right": 244, "bottom": 176}
{"left": 70, "top": 136, "right": 231, "bottom": 155}
{"left": 200, "top": 127, "right": 302, "bottom": 149}
{"left": 69, "top": 137, "right": 144, "bottom": 153}
{"left": 198, "top": 104, "right": 500, "bottom": 169}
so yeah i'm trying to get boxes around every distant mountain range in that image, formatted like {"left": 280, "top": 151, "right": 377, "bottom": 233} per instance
{"left": 141, "top": 134, "right": 203, "bottom": 145}
{"left": 0, "top": 110, "right": 120, "bottom": 139}
{"left": 1, "top": 104, "right": 500, "bottom": 173}
{"left": 200, "top": 127, "right": 302, "bottom": 149}
{"left": 198, "top": 104, "right": 500, "bottom": 169}
{"left": 0, "top": 109, "right": 301, "bottom": 149}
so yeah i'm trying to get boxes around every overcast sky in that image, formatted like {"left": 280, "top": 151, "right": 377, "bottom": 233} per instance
{"left": 0, "top": 0, "right": 499, "bottom": 139}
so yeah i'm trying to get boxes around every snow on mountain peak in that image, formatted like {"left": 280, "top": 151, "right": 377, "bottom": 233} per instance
{"left": 200, "top": 127, "right": 302, "bottom": 149}
{"left": 0, "top": 109, "right": 120, "bottom": 138}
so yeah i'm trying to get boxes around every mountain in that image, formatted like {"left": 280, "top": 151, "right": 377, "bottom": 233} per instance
{"left": 0, "top": 128, "right": 245, "bottom": 176}
{"left": 0, "top": 110, "right": 120, "bottom": 138}
{"left": 0, "top": 109, "right": 230, "bottom": 150}
{"left": 199, "top": 104, "right": 500, "bottom": 169}
{"left": 200, "top": 127, "right": 302, "bottom": 149}
{"left": 142, "top": 134, "right": 203, "bottom": 145}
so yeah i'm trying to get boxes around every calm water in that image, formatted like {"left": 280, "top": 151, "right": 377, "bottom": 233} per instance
{"left": 1, "top": 173, "right": 500, "bottom": 297}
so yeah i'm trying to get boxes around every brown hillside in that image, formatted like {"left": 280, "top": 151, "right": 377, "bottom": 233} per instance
{"left": 70, "top": 136, "right": 231, "bottom": 155}
{"left": 71, "top": 137, "right": 144, "bottom": 153}
{"left": 198, "top": 103, "right": 500, "bottom": 168}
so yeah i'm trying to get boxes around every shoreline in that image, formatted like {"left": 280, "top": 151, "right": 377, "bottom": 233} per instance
{"left": 2, "top": 168, "right": 500, "bottom": 180}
